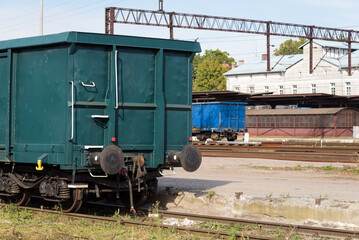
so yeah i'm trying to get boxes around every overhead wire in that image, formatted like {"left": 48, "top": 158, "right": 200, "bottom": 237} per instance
{"left": 0, "top": 0, "right": 127, "bottom": 35}
{"left": 0, "top": 0, "right": 74, "bottom": 24}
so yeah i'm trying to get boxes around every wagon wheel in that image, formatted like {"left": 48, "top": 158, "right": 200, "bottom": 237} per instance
{"left": 58, "top": 189, "right": 83, "bottom": 213}
{"left": 210, "top": 133, "right": 220, "bottom": 141}
{"left": 227, "top": 134, "right": 237, "bottom": 141}
{"left": 6, "top": 191, "right": 32, "bottom": 206}
{"left": 196, "top": 134, "right": 206, "bottom": 141}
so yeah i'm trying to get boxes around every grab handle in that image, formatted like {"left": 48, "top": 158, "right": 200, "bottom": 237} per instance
{"left": 69, "top": 81, "right": 74, "bottom": 141}
{"left": 80, "top": 81, "right": 96, "bottom": 87}
{"left": 115, "top": 50, "right": 119, "bottom": 109}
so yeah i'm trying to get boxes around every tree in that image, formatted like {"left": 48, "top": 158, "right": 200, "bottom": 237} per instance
{"left": 193, "top": 58, "right": 227, "bottom": 91}
{"left": 273, "top": 38, "right": 307, "bottom": 56}
{"left": 193, "top": 49, "right": 235, "bottom": 91}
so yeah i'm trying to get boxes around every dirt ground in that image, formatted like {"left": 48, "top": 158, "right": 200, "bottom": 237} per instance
{"left": 154, "top": 157, "right": 359, "bottom": 229}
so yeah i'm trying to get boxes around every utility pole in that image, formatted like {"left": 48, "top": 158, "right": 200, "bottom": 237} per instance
{"left": 40, "top": 0, "right": 43, "bottom": 35}
{"left": 159, "top": 0, "right": 163, "bottom": 11}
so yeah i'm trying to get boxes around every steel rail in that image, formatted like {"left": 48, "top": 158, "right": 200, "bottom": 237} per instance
{"left": 14, "top": 206, "right": 281, "bottom": 240}
{"left": 151, "top": 209, "right": 359, "bottom": 239}
{"left": 195, "top": 144, "right": 359, "bottom": 162}
{"left": 15, "top": 205, "right": 359, "bottom": 239}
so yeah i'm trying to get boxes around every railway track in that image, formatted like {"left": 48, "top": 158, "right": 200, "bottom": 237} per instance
{"left": 194, "top": 142, "right": 359, "bottom": 162}
{"left": 10, "top": 204, "right": 359, "bottom": 239}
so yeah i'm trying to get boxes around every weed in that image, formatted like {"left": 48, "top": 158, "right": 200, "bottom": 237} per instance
{"left": 319, "top": 194, "right": 329, "bottom": 201}
{"left": 206, "top": 190, "right": 216, "bottom": 199}
{"left": 151, "top": 201, "right": 160, "bottom": 214}
{"left": 113, "top": 208, "right": 121, "bottom": 219}
{"left": 266, "top": 192, "right": 273, "bottom": 199}
{"left": 294, "top": 164, "right": 303, "bottom": 170}
{"left": 342, "top": 165, "right": 352, "bottom": 171}
{"left": 280, "top": 193, "right": 291, "bottom": 199}
{"left": 47, "top": 212, "right": 60, "bottom": 222}
{"left": 322, "top": 165, "right": 335, "bottom": 171}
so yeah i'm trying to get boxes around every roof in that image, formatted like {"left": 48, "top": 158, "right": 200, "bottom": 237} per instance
{"left": 323, "top": 50, "right": 359, "bottom": 68}
{"left": 192, "top": 91, "right": 253, "bottom": 102}
{"left": 246, "top": 108, "right": 357, "bottom": 116}
{"left": 225, "top": 39, "right": 359, "bottom": 77}
{"left": 299, "top": 39, "right": 359, "bottom": 50}
{"left": 224, "top": 54, "right": 303, "bottom": 76}
{"left": 0, "top": 32, "right": 201, "bottom": 53}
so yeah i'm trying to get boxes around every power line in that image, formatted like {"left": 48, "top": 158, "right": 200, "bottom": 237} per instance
{"left": 0, "top": 0, "right": 127, "bottom": 35}
{"left": 0, "top": 0, "right": 74, "bottom": 24}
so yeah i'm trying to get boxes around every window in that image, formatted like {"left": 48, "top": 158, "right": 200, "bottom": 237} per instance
{"left": 311, "top": 84, "right": 316, "bottom": 94}
{"left": 234, "top": 86, "right": 240, "bottom": 92}
{"left": 330, "top": 83, "right": 335, "bottom": 95}
{"left": 292, "top": 85, "right": 297, "bottom": 94}
{"left": 264, "top": 86, "right": 269, "bottom": 93}
{"left": 298, "top": 72, "right": 302, "bottom": 78}
{"left": 346, "top": 82, "right": 351, "bottom": 95}
{"left": 279, "top": 85, "right": 284, "bottom": 95}
{"left": 249, "top": 86, "right": 255, "bottom": 93}
{"left": 324, "top": 70, "right": 328, "bottom": 76}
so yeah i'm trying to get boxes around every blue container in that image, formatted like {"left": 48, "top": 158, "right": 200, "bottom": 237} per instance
{"left": 192, "top": 102, "right": 246, "bottom": 141}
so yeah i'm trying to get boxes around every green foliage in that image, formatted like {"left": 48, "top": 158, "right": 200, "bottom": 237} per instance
{"left": 193, "top": 58, "right": 227, "bottom": 91}
{"left": 201, "top": 49, "right": 235, "bottom": 64}
{"left": 113, "top": 208, "right": 121, "bottom": 219}
{"left": 206, "top": 190, "right": 216, "bottom": 199}
{"left": 193, "top": 49, "right": 235, "bottom": 91}
{"left": 273, "top": 38, "right": 307, "bottom": 56}
{"left": 294, "top": 164, "right": 304, "bottom": 170}
{"left": 322, "top": 165, "right": 335, "bottom": 171}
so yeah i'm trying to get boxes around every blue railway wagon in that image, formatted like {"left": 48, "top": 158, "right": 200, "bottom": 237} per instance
{"left": 192, "top": 102, "right": 246, "bottom": 141}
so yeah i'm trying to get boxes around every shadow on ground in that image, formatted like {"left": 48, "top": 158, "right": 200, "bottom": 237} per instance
{"left": 143, "top": 177, "right": 234, "bottom": 210}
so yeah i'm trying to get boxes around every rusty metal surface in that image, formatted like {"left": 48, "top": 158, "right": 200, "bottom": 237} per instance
{"left": 195, "top": 143, "right": 359, "bottom": 163}
{"left": 153, "top": 209, "right": 359, "bottom": 239}
{"left": 104, "top": 7, "right": 357, "bottom": 76}
{"left": 104, "top": 7, "right": 359, "bottom": 43}
{"left": 246, "top": 108, "right": 350, "bottom": 116}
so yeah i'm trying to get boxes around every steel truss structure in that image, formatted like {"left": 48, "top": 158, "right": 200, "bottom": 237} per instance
{"left": 105, "top": 7, "right": 359, "bottom": 75}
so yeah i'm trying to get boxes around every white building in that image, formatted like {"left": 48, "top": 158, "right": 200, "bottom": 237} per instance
{"left": 225, "top": 40, "right": 359, "bottom": 96}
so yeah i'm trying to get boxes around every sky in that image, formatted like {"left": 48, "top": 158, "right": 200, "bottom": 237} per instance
{"left": 1, "top": 0, "right": 359, "bottom": 62}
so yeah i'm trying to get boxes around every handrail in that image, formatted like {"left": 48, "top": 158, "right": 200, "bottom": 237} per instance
{"left": 115, "top": 50, "right": 119, "bottom": 109}
{"left": 69, "top": 81, "right": 74, "bottom": 141}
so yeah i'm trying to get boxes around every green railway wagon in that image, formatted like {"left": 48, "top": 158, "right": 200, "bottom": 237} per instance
{"left": 0, "top": 32, "right": 202, "bottom": 212}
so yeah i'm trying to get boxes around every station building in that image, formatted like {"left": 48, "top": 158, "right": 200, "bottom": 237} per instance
{"left": 225, "top": 40, "right": 359, "bottom": 96}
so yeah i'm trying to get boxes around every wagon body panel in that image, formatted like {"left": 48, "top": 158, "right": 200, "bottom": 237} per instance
{"left": 0, "top": 32, "right": 201, "bottom": 171}
{"left": 192, "top": 102, "right": 246, "bottom": 133}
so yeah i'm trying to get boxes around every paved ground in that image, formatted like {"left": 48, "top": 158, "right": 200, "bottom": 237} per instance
{"left": 155, "top": 157, "right": 359, "bottom": 229}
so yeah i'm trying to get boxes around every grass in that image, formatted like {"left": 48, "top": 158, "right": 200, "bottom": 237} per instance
{"left": 322, "top": 165, "right": 335, "bottom": 171}
{"left": 193, "top": 221, "right": 309, "bottom": 239}
{"left": 0, "top": 204, "right": 200, "bottom": 240}
{"left": 0, "top": 204, "right": 331, "bottom": 240}
{"left": 241, "top": 163, "right": 359, "bottom": 176}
